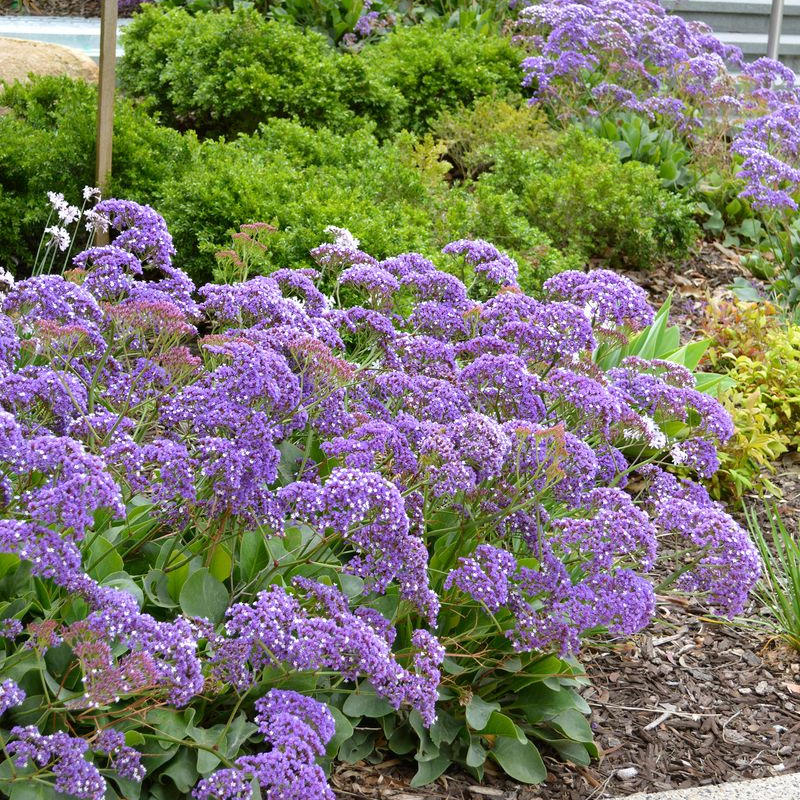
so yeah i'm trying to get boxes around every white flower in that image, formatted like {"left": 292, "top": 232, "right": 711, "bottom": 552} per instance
{"left": 0, "top": 265, "right": 14, "bottom": 299}
{"left": 46, "top": 191, "right": 80, "bottom": 224}
{"left": 83, "top": 186, "right": 101, "bottom": 201}
{"left": 324, "top": 225, "right": 359, "bottom": 250}
{"left": 44, "top": 225, "right": 70, "bottom": 252}
{"left": 84, "top": 209, "right": 109, "bottom": 234}
{"left": 641, "top": 415, "right": 667, "bottom": 449}
{"left": 47, "top": 190, "right": 65, "bottom": 209}
{"left": 670, "top": 443, "right": 688, "bottom": 465}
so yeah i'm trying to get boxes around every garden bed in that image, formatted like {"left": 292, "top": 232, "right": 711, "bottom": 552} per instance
{"left": 328, "top": 249, "right": 800, "bottom": 800}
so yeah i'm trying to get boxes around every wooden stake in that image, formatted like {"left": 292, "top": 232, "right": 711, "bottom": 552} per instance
{"left": 95, "top": 0, "right": 117, "bottom": 246}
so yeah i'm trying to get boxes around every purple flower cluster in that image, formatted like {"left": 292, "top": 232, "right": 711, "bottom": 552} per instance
{"left": 642, "top": 466, "right": 760, "bottom": 615}
{"left": 0, "top": 199, "right": 761, "bottom": 798}
{"left": 194, "top": 690, "right": 335, "bottom": 800}
{"left": 516, "top": 0, "right": 800, "bottom": 210}
{"left": 0, "top": 678, "right": 25, "bottom": 716}
{"left": 443, "top": 239, "right": 520, "bottom": 288}
{"left": 8, "top": 728, "right": 107, "bottom": 800}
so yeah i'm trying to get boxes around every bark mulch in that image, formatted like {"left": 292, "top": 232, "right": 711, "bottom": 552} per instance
{"left": 1, "top": 0, "right": 103, "bottom": 16}
{"left": 332, "top": 578, "right": 800, "bottom": 800}
{"left": 332, "top": 242, "right": 800, "bottom": 799}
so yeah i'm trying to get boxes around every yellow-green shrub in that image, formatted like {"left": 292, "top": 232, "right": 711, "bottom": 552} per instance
{"left": 703, "top": 299, "right": 800, "bottom": 497}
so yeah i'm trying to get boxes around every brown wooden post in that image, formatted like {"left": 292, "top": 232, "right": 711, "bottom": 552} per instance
{"left": 95, "top": 0, "right": 117, "bottom": 246}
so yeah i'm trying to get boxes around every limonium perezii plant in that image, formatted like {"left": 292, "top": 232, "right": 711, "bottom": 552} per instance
{"left": 0, "top": 200, "right": 758, "bottom": 798}
{"left": 516, "top": 0, "right": 800, "bottom": 306}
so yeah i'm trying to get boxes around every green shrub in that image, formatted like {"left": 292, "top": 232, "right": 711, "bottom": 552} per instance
{"left": 119, "top": 7, "right": 523, "bottom": 138}
{"left": 0, "top": 76, "right": 192, "bottom": 273}
{"left": 155, "top": 119, "right": 574, "bottom": 287}
{"left": 156, "top": 120, "right": 436, "bottom": 281}
{"left": 431, "top": 96, "right": 552, "bottom": 180}
{"left": 478, "top": 126, "right": 699, "bottom": 269}
{"left": 361, "top": 22, "right": 525, "bottom": 134}
{"left": 0, "top": 79, "right": 572, "bottom": 291}
{"left": 119, "top": 6, "right": 400, "bottom": 138}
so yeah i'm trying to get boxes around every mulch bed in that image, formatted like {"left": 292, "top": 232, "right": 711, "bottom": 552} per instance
{"left": 1, "top": 0, "right": 103, "bottom": 16}
{"left": 332, "top": 241, "right": 800, "bottom": 799}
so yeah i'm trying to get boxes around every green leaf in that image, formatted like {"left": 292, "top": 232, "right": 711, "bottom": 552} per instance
{"left": 179, "top": 568, "right": 229, "bottom": 624}
{"left": 144, "top": 569, "right": 180, "bottom": 609}
{"left": 338, "top": 730, "right": 375, "bottom": 763}
{"left": 126, "top": 731, "right": 147, "bottom": 747}
{"left": 7, "top": 783, "right": 56, "bottom": 800}
{"left": 342, "top": 683, "right": 394, "bottom": 718}
{"left": 160, "top": 748, "right": 198, "bottom": 794}
{"left": 165, "top": 550, "right": 195, "bottom": 602}
{"left": 410, "top": 754, "right": 451, "bottom": 787}
{"left": 480, "top": 712, "right": 526, "bottom": 744}
{"left": 517, "top": 683, "right": 590, "bottom": 723}
{"left": 208, "top": 546, "right": 232, "bottom": 582}
{"left": 327, "top": 705, "right": 354, "bottom": 756}
{"left": 466, "top": 737, "right": 487, "bottom": 768}
{"left": 665, "top": 339, "right": 709, "bottom": 371}
{"left": 239, "top": 529, "right": 269, "bottom": 583}
{"left": 147, "top": 708, "right": 196, "bottom": 749}
{"left": 388, "top": 725, "right": 416, "bottom": 756}
{"left": 338, "top": 573, "right": 364, "bottom": 599}
{"left": 430, "top": 711, "right": 461, "bottom": 747}
{"left": 550, "top": 709, "right": 594, "bottom": 742}
{"left": 489, "top": 736, "right": 546, "bottom": 784}
{"left": 87, "top": 535, "right": 124, "bottom": 580}
{"left": 465, "top": 695, "right": 500, "bottom": 730}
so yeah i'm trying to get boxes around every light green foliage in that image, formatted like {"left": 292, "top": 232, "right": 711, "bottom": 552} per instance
{"left": 477, "top": 126, "right": 699, "bottom": 269}
{"left": 119, "top": 6, "right": 399, "bottom": 139}
{"left": 431, "top": 97, "right": 553, "bottom": 180}
{"left": 360, "top": 23, "right": 525, "bottom": 134}
{"left": 0, "top": 76, "right": 192, "bottom": 273}
{"left": 119, "top": 8, "right": 523, "bottom": 139}
{"left": 703, "top": 299, "right": 799, "bottom": 497}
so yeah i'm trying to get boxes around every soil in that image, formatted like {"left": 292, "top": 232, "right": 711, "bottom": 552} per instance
{"left": 332, "top": 241, "right": 800, "bottom": 799}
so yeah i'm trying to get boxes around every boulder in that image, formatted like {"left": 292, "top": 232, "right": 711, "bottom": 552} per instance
{"left": 0, "top": 37, "right": 98, "bottom": 85}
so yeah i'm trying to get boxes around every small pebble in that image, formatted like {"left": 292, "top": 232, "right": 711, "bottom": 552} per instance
{"left": 755, "top": 680, "right": 770, "bottom": 696}
{"left": 616, "top": 767, "right": 639, "bottom": 781}
{"left": 738, "top": 687, "right": 752, "bottom": 695}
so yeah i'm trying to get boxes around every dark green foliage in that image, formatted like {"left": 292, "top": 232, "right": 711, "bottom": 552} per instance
{"left": 479, "top": 127, "right": 699, "bottom": 269}
{"left": 119, "top": 7, "right": 524, "bottom": 138}
{"left": 0, "top": 76, "right": 191, "bottom": 273}
{"left": 0, "top": 79, "right": 573, "bottom": 289}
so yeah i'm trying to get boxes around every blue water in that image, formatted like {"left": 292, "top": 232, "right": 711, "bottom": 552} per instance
{"left": 0, "top": 16, "right": 131, "bottom": 60}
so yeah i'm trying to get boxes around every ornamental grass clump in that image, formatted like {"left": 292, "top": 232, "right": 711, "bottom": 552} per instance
{"left": 0, "top": 200, "right": 760, "bottom": 797}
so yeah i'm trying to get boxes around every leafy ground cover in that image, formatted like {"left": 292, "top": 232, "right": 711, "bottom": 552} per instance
{"left": 1, "top": 0, "right": 800, "bottom": 796}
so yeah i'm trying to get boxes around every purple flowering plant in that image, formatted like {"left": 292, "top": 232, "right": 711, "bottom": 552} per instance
{"left": 0, "top": 200, "right": 760, "bottom": 797}
{"left": 515, "top": 0, "right": 800, "bottom": 308}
